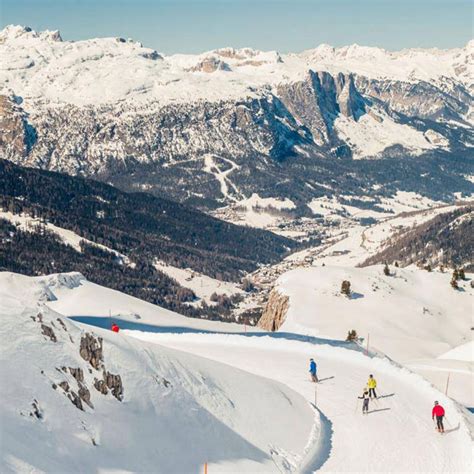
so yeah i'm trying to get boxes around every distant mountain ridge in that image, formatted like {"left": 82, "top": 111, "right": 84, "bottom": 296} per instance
{"left": 0, "top": 25, "right": 472, "bottom": 213}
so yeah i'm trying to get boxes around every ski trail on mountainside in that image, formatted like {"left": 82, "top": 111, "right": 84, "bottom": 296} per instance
{"left": 126, "top": 332, "right": 473, "bottom": 473}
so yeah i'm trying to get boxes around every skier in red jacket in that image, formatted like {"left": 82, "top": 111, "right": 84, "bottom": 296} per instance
{"left": 111, "top": 322, "right": 120, "bottom": 333}
{"left": 432, "top": 401, "right": 445, "bottom": 433}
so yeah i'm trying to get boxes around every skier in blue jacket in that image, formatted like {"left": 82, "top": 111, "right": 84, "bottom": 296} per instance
{"left": 309, "top": 358, "right": 318, "bottom": 382}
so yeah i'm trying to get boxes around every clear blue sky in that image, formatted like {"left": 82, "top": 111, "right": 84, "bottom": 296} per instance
{"left": 1, "top": 0, "right": 472, "bottom": 53}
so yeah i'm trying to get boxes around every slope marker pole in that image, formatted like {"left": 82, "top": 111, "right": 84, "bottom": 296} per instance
{"left": 445, "top": 373, "right": 451, "bottom": 396}
{"left": 366, "top": 333, "right": 370, "bottom": 356}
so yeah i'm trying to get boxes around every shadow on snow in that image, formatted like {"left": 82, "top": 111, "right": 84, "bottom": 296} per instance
{"left": 69, "top": 316, "right": 366, "bottom": 353}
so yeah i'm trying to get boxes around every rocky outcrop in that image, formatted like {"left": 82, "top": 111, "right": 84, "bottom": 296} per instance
{"left": 79, "top": 333, "right": 103, "bottom": 370}
{"left": 78, "top": 385, "right": 93, "bottom": 408}
{"left": 92, "top": 371, "right": 123, "bottom": 401}
{"left": 30, "top": 399, "right": 42, "bottom": 419}
{"left": 68, "top": 390, "right": 84, "bottom": 411}
{"left": 58, "top": 381, "right": 70, "bottom": 392}
{"left": 355, "top": 76, "right": 470, "bottom": 123}
{"left": 189, "top": 57, "right": 231, "bottom": 73}
{"left": 277, "top": 71, "right": 365, "bottom": 146}
{"left": 93, "top": 378, "right": 108, "bottom": 395}
{"left": 69, "top": 367, "right": 84, "bottom": 383}
{"left": 258, "top": 289, "right": 289, "bottom": 332}
{"left": 0, "top": 95, "right": 36, "bottom": 159}
{"left": 41, "top": 324, "right": 57, "bottom": 342}
{"left": 103, "top": 371, "right": 123, "bottom": 401}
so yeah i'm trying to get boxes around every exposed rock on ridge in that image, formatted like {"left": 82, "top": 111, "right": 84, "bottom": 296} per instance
{"left": 258, "top": 289, "right": 289, "bottom": 332}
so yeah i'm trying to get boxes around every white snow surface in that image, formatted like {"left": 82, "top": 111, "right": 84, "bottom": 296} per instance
{"left": 130, "top": 332, "right": 474, "bottom": 473}
{"left": 1, "top": 271, "right": 473, "bottom": 472}
{"left": 274, "top": 265, "right": 474, "bottom": 406}
{"left": 236, "top": 193, "right": 297, "bottom": 211}
{"left": 153, "top": 260, "right": 243, "bottom": 305}
{"left": 218, "top": 193, "right": 297, "bottom": 229}
{"left": 0, "top": 272, "right": 314, "bottom": 473}
{"left": 0, "top": 25, "right": 471, "bottom": 108}
{"left": 276, "top": 265, "right": 473, "bottom": 360}
{"left": 334, "top": 113, "right": 442, "bottom": 159}
{"left": 439, "top": 341, "right": 474, "bottom": 363}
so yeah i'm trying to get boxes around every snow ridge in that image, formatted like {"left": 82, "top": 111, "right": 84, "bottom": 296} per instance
{"left": 0, "top": 24, "right": 471, "bottom": 108}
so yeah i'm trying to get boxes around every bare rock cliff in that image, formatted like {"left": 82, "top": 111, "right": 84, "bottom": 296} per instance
{"left": 258, "top": 289, "right": 289, "bottom": 332}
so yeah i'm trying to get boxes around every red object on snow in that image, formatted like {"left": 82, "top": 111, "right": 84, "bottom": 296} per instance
{"left": 432, "top": 405, "right": 445, "bottom": 417}
{"left": 111, "top": 323, "right": 120, "bottom": 333}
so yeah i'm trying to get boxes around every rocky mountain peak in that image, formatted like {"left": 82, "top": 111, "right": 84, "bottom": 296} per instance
{"left": 0, "top": 25, "right": 62, "bottom": 42}
{"left": 189, "top": 56, "right": 231, "bottom": 73}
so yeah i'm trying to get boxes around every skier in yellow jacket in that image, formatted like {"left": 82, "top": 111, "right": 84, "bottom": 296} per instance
{"left": 367, "top": 374, "right": 377, "bottom": 399}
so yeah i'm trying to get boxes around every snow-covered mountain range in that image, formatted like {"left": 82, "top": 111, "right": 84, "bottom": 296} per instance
{"left": 1, "top": 25, "right": 472, "bottom": 211}
{"left": 1, "top": 25, "right": 471, "bottom": 106}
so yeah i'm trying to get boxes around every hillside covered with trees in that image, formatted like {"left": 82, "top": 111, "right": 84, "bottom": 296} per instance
{"left": 0, "top": 159, "right": 297, "bottom": 322}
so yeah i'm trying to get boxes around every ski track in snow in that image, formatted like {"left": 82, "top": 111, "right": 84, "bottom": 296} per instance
{"left": 46, "top": 272, "right": 473, "bottom": 473}
{"left": 7, "top": 272, "right": 472, "bottom": 472}
{"left": 203, "top": 154, "right": 242, "bottom": 201}
{"left": 120, "top": 331, "right": 473, "bottom": 473}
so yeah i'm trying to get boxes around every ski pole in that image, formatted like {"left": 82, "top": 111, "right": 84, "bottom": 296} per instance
{"left": 355, "top": 398, "right": 360, "bottom": 414}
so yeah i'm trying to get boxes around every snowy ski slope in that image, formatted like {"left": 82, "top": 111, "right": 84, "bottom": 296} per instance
{"left": 1, "top": 271, "right": 471, "bottom": 472}
{"left": 0, "top": 272, "right": 315, "bottom": 473}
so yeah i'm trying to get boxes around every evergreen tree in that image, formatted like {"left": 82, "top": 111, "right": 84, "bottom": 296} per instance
{"left": 241, "top": 278, "right": 255, "bottom": 292}
{"left": 346, "top": 329, "right": 358, "bottom": 342}
{"left": 341, "top": 280, "right": 351, "bottom": 297}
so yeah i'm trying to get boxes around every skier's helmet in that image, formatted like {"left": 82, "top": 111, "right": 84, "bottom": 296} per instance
{"left": 434, "top": 401, "right": 439, "bottom": 405}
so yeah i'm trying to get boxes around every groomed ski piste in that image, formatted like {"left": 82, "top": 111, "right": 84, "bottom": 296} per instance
{"left": 1, "top": 271, "right": 472, "bottom": 473}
